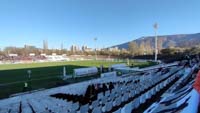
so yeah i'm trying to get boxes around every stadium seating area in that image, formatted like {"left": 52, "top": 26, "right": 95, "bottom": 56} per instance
{"left": 0, "top": 55, "right": 46, "bottom": 62}
{"left": 0, "top": 58, "right": 199, "bottom": 113}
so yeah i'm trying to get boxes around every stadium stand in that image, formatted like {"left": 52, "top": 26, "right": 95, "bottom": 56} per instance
{"left": 0, "top": 57, "right": 199, "bottom": 113}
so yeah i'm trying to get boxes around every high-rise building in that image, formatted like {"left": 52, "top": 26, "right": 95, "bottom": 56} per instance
{"left": 61, "top": 43, "right": 63, "bottom": 50}
{"left": 43, "top": 40, "right": 48, "bottom": 50}
{"left": 70, "top": 45, "right": 76, "bottom": 52}
{"left": 71, "top": 45, "right": 80, "bottom": 52}
{"left": 82, "top": 45, "right": 88, "bottom": 51}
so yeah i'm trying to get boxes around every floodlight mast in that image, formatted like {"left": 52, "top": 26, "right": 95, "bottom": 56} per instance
{"left": 154, "top": 23, "right": 158, "bottom": 62}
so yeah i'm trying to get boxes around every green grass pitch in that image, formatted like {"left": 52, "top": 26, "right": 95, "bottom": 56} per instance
{"left": 0, "top": 60, "right": 155, "bottom": 99}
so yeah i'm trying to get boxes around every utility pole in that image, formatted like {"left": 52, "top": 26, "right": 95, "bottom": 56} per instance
{"left": 94, "top": 37, "right": 97, "bottom": 60}
{"left": 154, "top": 23, "right": 158, "bottom": 62}
{"left": 60, "top": 43, "right": 63, "bottom": 54}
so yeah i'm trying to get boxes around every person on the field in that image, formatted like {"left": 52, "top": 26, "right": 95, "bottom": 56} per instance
{"left": 23, "top": 82, "right": 28, "bottom": 92}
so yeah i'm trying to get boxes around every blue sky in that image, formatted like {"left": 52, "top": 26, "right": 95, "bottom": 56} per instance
{"left": 0, "top": 0, "right": 200, "bottom": 49}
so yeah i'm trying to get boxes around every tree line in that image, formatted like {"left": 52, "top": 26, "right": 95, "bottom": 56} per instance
{"left": 0, "top": 40, "right": 200, "bottom": 58}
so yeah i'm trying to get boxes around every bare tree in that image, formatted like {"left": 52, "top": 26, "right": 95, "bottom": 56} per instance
{"left": 145, "top": 40, "right": 153, "bottom": 55}
{"left": 158, "top": 38, "right": 163, "bottom": 53}
{"left": 138, "top": 41, "right": 145, "bottom": 55}
{"left": 128, "top": 41, "right": 139, "bottom": 56}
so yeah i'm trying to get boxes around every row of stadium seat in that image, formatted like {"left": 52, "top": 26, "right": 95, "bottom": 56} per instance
{"left": 0, "top": 65, "right": 181, "bottom": 113}
{"left": 48, "top": 66, "right": 181, "bottom": 113}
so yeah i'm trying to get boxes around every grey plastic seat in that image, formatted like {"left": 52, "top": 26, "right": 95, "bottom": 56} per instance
{"left": 109, "top": 93, "right": 115, "bottom": 101}
{"left": 21, "top": 100, "right": 33, "bottom": 113}
{"left": 79, "top": 104, "right": 89, "bottom": 113}
{"left": 144, "top": 91, "right": 150, "bottom": 100}
{"left": 132, "top": 97, "right": 140, "bottom": 109}
{"left": 69, "top": 110, "right": 77, "bottom": 113}
{"left": 71, "top": 102, "right": 79, "bottom": 111}
{"left": 122, "top": 93, "right": 129, "bottom": 102}
{"left": 105, "top": 91, "right": 110, "bottom": 97}
{"left": 22, "top": 107, "right": 33, "bottom": 113}
{"left": 0, "top": 108, "right": 9, "bottom": 113}
{"left": 113, "top": 96, "right": 122, "bottom": 107}
{"left": 155, "top": 85, "right": 160, "bottom": 92}
{"left": 102, "top": 101, "right": 113, "bottom": 112}
{"left": 98, "top": 93, "right": 104, "bottom": 100}
{"left": 90, "top": 100, "right": 99, "bottom": 109}
{"left": 29, "top": 99, "right": 46, "bottom": 112}
{"left": 121, "top": 102, "right": 132, "bottom": 113}
{"left": 116, "top": 96, "right": 122, "bottom": 106}
{"left": 130, "top": 90, "right": 135, "bottom": 98}
{"left": 135, "top": 88, "right": 140, "bottom": 95}
{"left": 139, "top": 94, "right": 146, "bottom": 104}
{"left": 111, "top": 89, "right": 116, "bottom": 94}
{"left": 92, "top": 106, "right": 102, "bottom": 113}
{"left": 115, "top": 92, "right": 120, "bottom": 98}
{"left": 163, "top": 80, "right": 167, "bottom": 87}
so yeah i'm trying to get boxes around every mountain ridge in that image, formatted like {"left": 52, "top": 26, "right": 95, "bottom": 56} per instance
{"left": 111, "top": 33, "right": 200, "bottom": 49}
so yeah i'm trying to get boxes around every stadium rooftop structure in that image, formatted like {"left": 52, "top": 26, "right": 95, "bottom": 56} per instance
{"left": 0, "top": 61, "right": 199, "bottom": 113}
